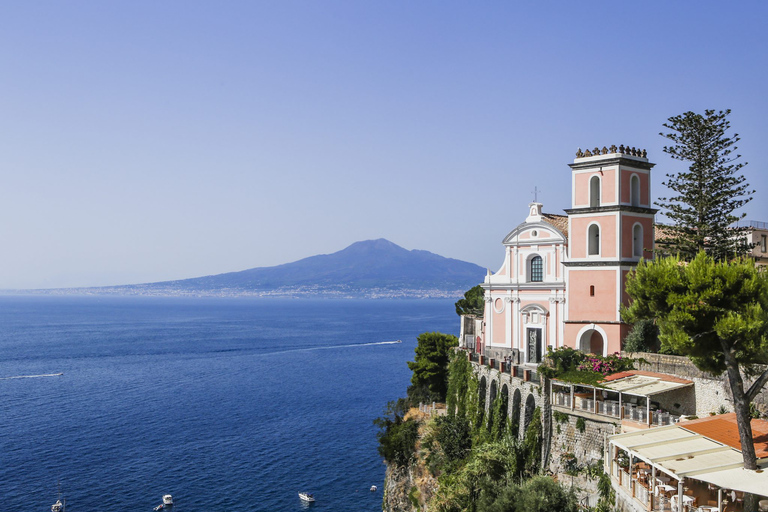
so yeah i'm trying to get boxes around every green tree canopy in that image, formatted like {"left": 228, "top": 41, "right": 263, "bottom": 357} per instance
{"left": 455, "top": 285, "right": 485, "bottom": 317}
{"left": 658, "top": 109, "right": 754, "bottom": 260}
{"left": 622, "top": 253, "right": 768, "bottom": 468}
{"left": 407, "top": 332, "right": 459, "bottom": 403}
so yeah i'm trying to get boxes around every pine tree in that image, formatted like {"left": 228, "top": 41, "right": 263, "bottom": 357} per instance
{"left": 657, "top": 109, "right": 754, "bottom": 260}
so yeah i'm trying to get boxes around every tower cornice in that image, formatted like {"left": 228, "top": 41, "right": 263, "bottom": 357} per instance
{"left": 564, "top": 205, "right": 658, "bottom": 215}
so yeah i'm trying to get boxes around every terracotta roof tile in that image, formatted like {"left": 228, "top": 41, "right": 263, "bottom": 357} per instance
{"left": 682, "top": 413, "right": 768, "bottom": 459}
{"left": 601, "top": 370, "right": 693, "bottom": 385}
{"left": 542, "top": 213, "right": 568, "bottom": 237}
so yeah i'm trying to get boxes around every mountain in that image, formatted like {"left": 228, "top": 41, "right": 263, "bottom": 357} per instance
{"left": 82, "top": 239, "right": 486, "bottom": 298}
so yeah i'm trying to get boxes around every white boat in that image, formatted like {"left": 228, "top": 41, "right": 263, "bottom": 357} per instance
{"left": 163, "top": 494, "right": 174, "bottom": 506}
{"left": 370, "top": 485, "right": 378, "bottom": 492}
{"left": 298, "top": 492, "right": 315, "bottom": 503}
{"left": 52, "top": 482, "right": 65, "bottom": 512}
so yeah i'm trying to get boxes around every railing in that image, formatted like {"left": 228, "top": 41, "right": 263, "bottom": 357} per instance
{"left": 554, "top": 392, "right": 571, "bottom": 408}
{"left": 620, "top": 469, "right": 632, "bottom": 493}
{"left": 597, "top": 400, "right": 621, "bottom": 418}
{"left": 635, "top": 482, "right": 651, "bottom": 506}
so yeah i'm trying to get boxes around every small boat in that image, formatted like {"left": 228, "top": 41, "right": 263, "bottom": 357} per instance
{"left": 163, "top": 494, "right": 174, "bottom": 506}
{"left": 370, "top": 485, "right": 378, "bottom": 492}
{"left": 154, "top": 505, "right": 164, "bottom": 511}
{"left": 52, "top": 481, "right": 66, "bottom": 512}
{"left": 299, "top": 492, "right": 316, "bottom": 503}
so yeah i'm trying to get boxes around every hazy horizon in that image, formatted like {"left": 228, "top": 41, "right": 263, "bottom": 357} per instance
{"left": 2, "top": 2, "right": 766, "bottom": 289}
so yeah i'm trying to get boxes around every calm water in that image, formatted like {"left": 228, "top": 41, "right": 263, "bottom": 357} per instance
{"left": 0, "top": 295, "right": 457, "bottom": 511}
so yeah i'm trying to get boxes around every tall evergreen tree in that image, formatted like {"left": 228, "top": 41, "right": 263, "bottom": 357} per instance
{"left": 657, "top": 109, "right": 754, "bottom": 260}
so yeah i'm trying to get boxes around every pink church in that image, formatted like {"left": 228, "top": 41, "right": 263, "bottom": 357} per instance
{"left": 473, "top": 146, "right": 656, "bottom": 364}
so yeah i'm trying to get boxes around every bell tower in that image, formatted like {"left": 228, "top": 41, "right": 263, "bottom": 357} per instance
{"left": 563, "top": 145, "right": 656, "bottom": 355}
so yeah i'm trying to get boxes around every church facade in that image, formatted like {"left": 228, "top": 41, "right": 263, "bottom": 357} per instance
{"left": 475, "top": 146, "right": 656, "bottom": 364}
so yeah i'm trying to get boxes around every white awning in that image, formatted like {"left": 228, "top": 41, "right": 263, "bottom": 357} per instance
{"left": 692, "top": 463, "right": 768, "bottom": 497}
{"left": 602, "top": 374, "right": 692, "bottom": 396}
{"left": 609, "top": 425, "right": 768, "bottom": 497}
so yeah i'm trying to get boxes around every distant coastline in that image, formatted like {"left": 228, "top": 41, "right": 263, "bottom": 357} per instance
{"left": 2, "top": 239, "right": 484, "bottom": 300}
{"left": 0, "top": 285, "right": 467, "bottom": 299}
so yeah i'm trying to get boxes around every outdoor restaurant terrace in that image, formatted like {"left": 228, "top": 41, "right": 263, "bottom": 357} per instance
{"left": 607, "top": 414, "right": 768, "bottom": 512}
{"left": 552, "top": 370, "right": 694, "bottom": 429}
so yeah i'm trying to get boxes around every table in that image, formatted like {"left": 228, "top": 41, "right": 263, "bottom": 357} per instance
{"left": 656, "top": 484, "right": 676, "bottom": 496}
{"left": 670, "top": 495, "right": 694, "bottom": 510}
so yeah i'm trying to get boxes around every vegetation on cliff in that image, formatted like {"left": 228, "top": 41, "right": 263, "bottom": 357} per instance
{"left": 378, "top": 338, "right": 616, "bottom": 511}
{"left": 407, "top": 332, "right": 459, "bottom": 404}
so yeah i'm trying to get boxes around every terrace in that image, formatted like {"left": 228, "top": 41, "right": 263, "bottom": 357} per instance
{"left": 607, "top": 414, "right": 768, "bottom": 512}
{"left": 552, "top": 371, "right": 692, "bottom": 427}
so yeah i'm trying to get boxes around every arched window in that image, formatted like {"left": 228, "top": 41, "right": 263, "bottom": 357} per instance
{"left": 590, "top": 176, "right": 601, "bottom": 207}
{"left": 630, "top": 175, "right": 640, "bottom": 206}
{"left": 633, "top": 224, "right": 643, "bottom": 257}
{"left": 588, "top": 224, "right": 600, "bottom": 256}
{"left": 530, "top": 256, "right": 543, "bottom": 282}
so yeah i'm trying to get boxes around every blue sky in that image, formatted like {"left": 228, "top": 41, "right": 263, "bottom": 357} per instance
{"left": 1, "top": 2, "right": 766, "bottom": 289}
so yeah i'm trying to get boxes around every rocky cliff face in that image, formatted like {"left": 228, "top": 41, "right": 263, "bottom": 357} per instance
{"left": 382, "top": 461, "right": 439, "bottom": 512}
{"left": 382, "top": 412, "right": 440, "bottom": 512}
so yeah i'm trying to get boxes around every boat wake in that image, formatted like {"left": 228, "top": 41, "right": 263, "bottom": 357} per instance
{"left": 264, "top": 340, "right": 403, "bottom": 357}
{"left": 0, "top": 372, "right": 63, "bottom": 380}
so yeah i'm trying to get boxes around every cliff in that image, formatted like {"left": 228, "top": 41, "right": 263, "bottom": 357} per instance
{"left": 382, "top": 409, "right": 439, "bottom": 512}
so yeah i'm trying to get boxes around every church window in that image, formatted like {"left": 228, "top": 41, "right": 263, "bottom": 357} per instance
{"left": 590, "top": 176, "right": 601, "bottom": 207}
{"left": 590, "top": 285, "right": 595, "bottom": 296}
{"left": 530, "top": 256, "right": 543, "bottom": 282}
{"left": 633, "top": 224, "right": 643, "bottom": 257}
{"left": 588, "top": 224, "right": 600, "bottom": 256}
{"left": 630, "top": 175, "right": 640, "bottom": 206}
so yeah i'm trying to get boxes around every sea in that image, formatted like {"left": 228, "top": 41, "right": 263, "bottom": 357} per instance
{"left": 0, "top": 295, "right": 457, "bottom": 512}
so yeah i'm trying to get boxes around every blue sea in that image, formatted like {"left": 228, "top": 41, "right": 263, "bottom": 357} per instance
{"left": 0, "top": 295, "right": 457, "bottom": 511}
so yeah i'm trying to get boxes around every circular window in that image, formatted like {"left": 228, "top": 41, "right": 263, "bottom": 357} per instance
{"left": 494, "top": 298, "right": 504, "bottom": 313}
{"left": 531, "top": 230, "right": 538, "bottom": 237}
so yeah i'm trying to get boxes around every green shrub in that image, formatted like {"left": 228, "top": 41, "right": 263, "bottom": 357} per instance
{"left": 623, "top": 318, "right": 660, "bottom": 353}
{"left": 374, "top": 399, "right": 421, "bottom": 467}
{"left": 576, "top": 417, "right": 586, "bottom": 433}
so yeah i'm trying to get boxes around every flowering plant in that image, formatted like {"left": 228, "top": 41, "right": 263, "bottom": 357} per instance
{"left": 577, "top": 353, "right": 634, "bottom": 376}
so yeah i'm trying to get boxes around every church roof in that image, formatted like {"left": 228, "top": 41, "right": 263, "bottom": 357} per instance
{"left": 542, "top": 213, "right": 568, "bottom": 237}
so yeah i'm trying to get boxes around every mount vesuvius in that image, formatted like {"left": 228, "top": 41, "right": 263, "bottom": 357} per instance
{"left": 54, "top": 239, "right": 486, "bottom": 298}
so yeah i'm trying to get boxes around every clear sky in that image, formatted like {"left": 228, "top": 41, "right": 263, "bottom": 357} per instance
{"left": 1, "top": 1, "right": 766, "bottom": 289}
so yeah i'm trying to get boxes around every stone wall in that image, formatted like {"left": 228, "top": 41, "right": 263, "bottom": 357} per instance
{"left": 625, "top": 352, "right": 768, "bottom": 417}
{"left": 474, "top": 364, "right": 544, "bottom": 439}
{"left": 549, "top": 408, "right": 618, "bottom": 498}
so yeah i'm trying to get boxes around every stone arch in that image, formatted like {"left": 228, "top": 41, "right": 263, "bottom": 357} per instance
{"left": 590, "top": 175, "right": 601, "bottom": 207}
{"left": 633, "top": 223, "right": 643, "bottom": 257}
{"left": 498, "top": 384, "right": 509, "bottom": 433}
{"left": 630, "top": 174, "right": 640, "bottom": 206}
{"left": 511, "top": 388, "right": 522, "bottom": 437}
{"left": 578, "top": 327, "right": 605, "bottom": 356}
{"left": 479, "top": 376, "right": 487, "bottom": 411}
{"left": 490, "top": 379, "right": 498, "bottom": 405}
{"left": 523, "top": 393, "right": 536, "bottom": 432}
{"left": 588, "top": 223, "right": 600, "bottom": 256}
